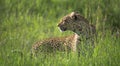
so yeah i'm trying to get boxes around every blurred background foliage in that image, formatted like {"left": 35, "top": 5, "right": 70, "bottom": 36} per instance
{"left": 0, "top": 0, "right": 120, "bottom": 28}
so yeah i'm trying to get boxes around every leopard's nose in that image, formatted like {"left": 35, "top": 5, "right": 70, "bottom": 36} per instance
{"left": 57, "top": 23, "right": 62, "bottom": 27}
{"left": 57, "top": 24, "right": 60, "bottom": 27}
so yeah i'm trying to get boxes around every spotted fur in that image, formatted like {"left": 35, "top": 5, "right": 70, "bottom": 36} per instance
{"left": 32, "top": 12, "right": 96, "bottom": 56}
{"left": 58, "top": 12, "right": 96, "bottom": 53}
{"left": 32, "top": 34, "right": 78, "bottom": 56}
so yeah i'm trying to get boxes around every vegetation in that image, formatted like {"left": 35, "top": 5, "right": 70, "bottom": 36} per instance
{"left": 0, "top": 0, "right": 120, "bottom": 66}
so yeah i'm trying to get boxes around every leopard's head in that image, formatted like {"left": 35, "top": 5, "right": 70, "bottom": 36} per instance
{"left": 58, "top": 12, "right": 89, "bottom": 33}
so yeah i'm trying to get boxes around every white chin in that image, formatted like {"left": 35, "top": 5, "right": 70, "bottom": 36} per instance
{"left": 58, "top": 27, "right": 64, "bottom": 32}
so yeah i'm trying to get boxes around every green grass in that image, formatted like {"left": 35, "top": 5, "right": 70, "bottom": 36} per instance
{"left": 0, "top": 0, "right": 120, "bottom": 66}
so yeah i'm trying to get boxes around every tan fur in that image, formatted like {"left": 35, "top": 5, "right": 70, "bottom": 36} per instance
{"left": 32, "top": 34, "right": 78, "bottom": 56}
{"left": 58, "top": 12, "right": 96, "bottom": 52}
{"left": 32, "top": 12, "right": 96, "bottom": 56}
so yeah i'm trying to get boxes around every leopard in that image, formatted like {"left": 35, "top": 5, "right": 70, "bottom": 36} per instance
{"left": 32, "top": 12, "right": 96, "bottom": 57}
{"left": 58, "top": 12, "right": 96, "bottom": 56}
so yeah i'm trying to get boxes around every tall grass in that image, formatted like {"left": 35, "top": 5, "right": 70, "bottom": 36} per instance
{"left": 0, "top": 0, "right": 120, "bottom": 66}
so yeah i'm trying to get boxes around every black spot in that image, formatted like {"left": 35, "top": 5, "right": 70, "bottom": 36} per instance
{"left": 79, "top": 28, "right": 82, "bottom": 31}
{"left": 74, "top": 15, "right": 78, "bottom": 20}
{"left": 72, "top": 15, "right": 78, "bottom": 21}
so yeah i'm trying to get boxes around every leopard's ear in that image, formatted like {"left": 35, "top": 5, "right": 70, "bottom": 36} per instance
{"left": 70, "top": 12, "right": 78, "bottom": 20}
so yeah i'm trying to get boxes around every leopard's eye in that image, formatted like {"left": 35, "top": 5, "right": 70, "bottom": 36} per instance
{"left": 64, "top": 19, "right": 67, "bottom": 22}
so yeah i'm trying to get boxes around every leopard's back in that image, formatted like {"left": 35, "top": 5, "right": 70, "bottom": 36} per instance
{"left": 32, "top": 34, "right": 78, "bottom": 56}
